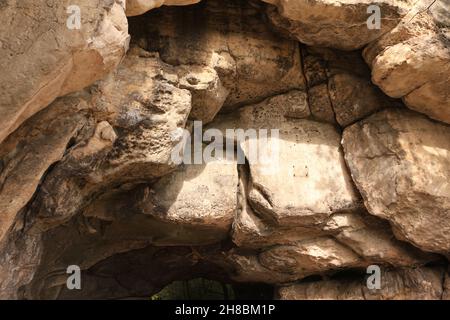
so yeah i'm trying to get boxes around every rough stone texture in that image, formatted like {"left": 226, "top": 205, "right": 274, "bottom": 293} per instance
{"left": 0, "top": 0, "right": 130, "bottom": 144}
{"left": 276, "top": 267, "right": 446, "bottom": 300}
{"left": 363, "top": 0, "right": 450, "bottom": 124}
{"left": 0, "top": 94, "right": 91, "bottom": 245}
{"left": 19, "top": 156, "right": 238, "bottom": 299}
{"left": 210, "top": 94, "right": 434, "bottom": 284}
{"left": 240, "top": 116, "right": 360, "bottom": 227}
{"left": 0, "top": 0, "right": 449, "bottom": 301}
{"left": 26, "top": 245, "right": 229, "bottom": 300}
{"left": 176, "top": 65, "right": 229, "bottom": 123}
{"left": 444, "top": 269, "right": 450, "bottom": 300}
{"left": 343, "top": 109, "right": 450, "bottom": 254}
{"left": 264, "top": 0, "right": 414, "bottom": 50}
{"left": 302, "top": 47, "right": 399, "bottom": 127}
{"left": 136, "top": 155, "right": 238, "bottom": 241}
{"left": 20, "top": 48, "right": 192, "bottom": 235}
{"left": 126, "top": 0, "right": 201, "bottom": 16}
{"left": 129, "top": 0, "right": 305, "bottom": 113}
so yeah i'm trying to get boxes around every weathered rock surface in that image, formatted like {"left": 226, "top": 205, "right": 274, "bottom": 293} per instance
{"left": 276, "top": 267, "right": 447, "bottom": 300}
{"left": 264, "top": 0, "right": 414, "bottom": 50}
{"left": 24, "top": 48, "right": 192, "bottom": 232}
{"left": 176, "top": 65, "right": 229, "bottom": 123}
{"left": 211, "top": 93, "right": 434, "bottom": 284}
{"left": 363, "top": 0, "right": 450, "bottom": 124}
{"left": 303, "top": 47, "right": 399, "bottom": 127}
{"left": 209, "top": 90, "right": 361, "bottom": 225}
{"left": 136, "top": 155, "right": 238, "bottom": 241}
{"left": 0, "top": 0, "right": 448, "bottom": 301}
{"left": 19, "top": 156, "right": 238, "bottom": 299}
{"left": 0, "top": 94, "right": 91, "bottom": 245}
{"left": 343, "top": 109, "right": 450, "bottom": 254}
{"left": 129, "top": 0, "right": 305, "bottom": 114}
{"left": 242, "top": 117, "right": 359, "bottom": 227}
{"left": 0, "top": 0, "right": 129, "bottom": 144}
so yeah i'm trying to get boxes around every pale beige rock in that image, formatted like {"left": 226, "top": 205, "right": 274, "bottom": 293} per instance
{"left": 0, "top": 0, "right": 129, "bottom": 144}
{"left": 243, "top": 117, "right": 359, "bottom": 226}
{"left": 129, "top": 0, "right": 305, "bottom": 113}
{"left": 233, "top": 161, "right": 433, "bottom": 277}
{"left": 363, "top": 3, "right": 450, "bottom": 124}
{"left": 211, "top": 92, "right": 356, "bottom": 226}
{"left": 232, "top": 165, "right": 324, "bottom": 249}
{"left": 177, "top": 65, "right": 229, "bottom": 123}
{"left": 223, "top": 93, "right": 434, "bottom": 284}
{"left": 403, "top": 79, "right": 450, "bottom": 124}
{"left": 0, "top": 94, "right": 91, "bottom": 245}
{"left": 29, "top": 153, "right": 239, "bottom": 281}
{"left": 265, "top": 0, "right": 414, "bottom": 50}
{"left": 209, "top": 90, "right": 359, "bottom": 226}
{"left": 276, "top": 267, "right": 445, "bottom": 300}
{"left": 126, "top": 0, "right": 201, "bottom": 16}
{"left": 329, "top": 73, "right": 395, "bottom": 127}
{"left": 91, "top": 48, "right": 192, "bottom": 183}
{"left": 343, "top": 109, "right": 450, "bottom": 253}
{"left": 324, "top": 212, "right": 433, "bottom": 266}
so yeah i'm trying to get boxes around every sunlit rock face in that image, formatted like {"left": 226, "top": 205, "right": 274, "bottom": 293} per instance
{"left": 276, "top": 267, "right": 447, "bottom": 300}
{"left": 0, "top": 0, "right": 449, "bottom": 300}
{"left": 0, "top": 0, "right": 130, "bottom": 144}
{"left": 264, "top": 0, "right": 415, "bottom": 50}
{"left": 126, "top": 0, "right": 202, "bottom": 17}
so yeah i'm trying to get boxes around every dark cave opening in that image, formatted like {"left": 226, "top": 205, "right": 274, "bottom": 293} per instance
{"left": 152, "top": 278, "right": 274, "bottom": 300}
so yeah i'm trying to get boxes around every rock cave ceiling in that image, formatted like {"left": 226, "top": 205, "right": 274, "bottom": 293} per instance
{"left": 0, "top": 0, "right": 449, "bottom": 300}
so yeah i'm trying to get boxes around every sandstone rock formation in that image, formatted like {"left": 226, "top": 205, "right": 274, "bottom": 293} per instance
{"left": 276, "top": 267, "right": 448, "bottom": 300}
{"left": 0, "top": 0, "right": 129, "bottom": 144}
{"left": 126, "top": 0, "right": 201, "bottom": 16}
{"left": 0, "top": 0, "right": 448, "bottom": 300}
{"left": 128, "top": 0, "right": 305, "bottom": 114}
{"left": 363, "top": 0, "right": 450, "bottom": 124}
{"left": 264, "top": 0, "right": 414, "bottom": 50}
{"left": 343, "top": 109, "right": 450, "bottom": 254}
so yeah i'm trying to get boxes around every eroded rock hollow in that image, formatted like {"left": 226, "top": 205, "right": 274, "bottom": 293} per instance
{"left": 0, "top": 0, "right": 449, "bottom": 300}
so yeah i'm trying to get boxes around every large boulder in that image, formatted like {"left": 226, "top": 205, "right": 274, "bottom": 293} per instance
{"left": 264, "top": 0, "right": 414, "bottom": 50}
{"left": 126, "top": 0, "right": 201, "bottom": 16}
{"left": 0, "top": 94, "right": 92, "bottom": 245}
{"left": 19, "top": 48, "right": 192, "bottom": 232}
{"left": 343, "top": 109, "right": 450, "bottom": 253}
{"left": 0, "top": 0, "right": 129, "bottom": 144}
{"left": 135, "top": 155, "right": 238, "bottom": 242}
{"left": 303, "top": 47, "right": 399, "bottom": 127}
{"left": 129, "top": 0, "right": 305, "bottom": 116}
{"left": 212, "top": 93, "right": 432, "bottom": 284}
{"left": 1, "top": 0, "right": 448, "bottom": 300}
